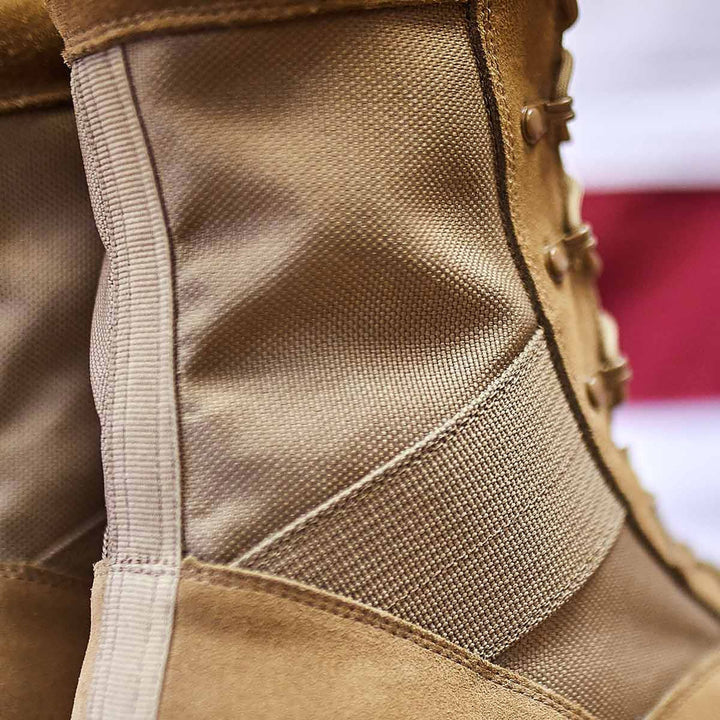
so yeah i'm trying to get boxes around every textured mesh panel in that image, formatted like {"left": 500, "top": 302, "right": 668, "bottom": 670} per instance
{"left": 241, "top": 332, "right": 624, "bottom": 657}
{"left": 0, "top": 107, "right": 104, "bottom": 574}
{"left": 89, "top": 255, "right": 116, "bottom": 430}
{"left": 124, "top": 5, "right": 539, "bottom": 562}
{"left": 497, "top": 525, "right": 720, "bottom": 720}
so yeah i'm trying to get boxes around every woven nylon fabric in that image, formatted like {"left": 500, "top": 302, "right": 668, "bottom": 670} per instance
{"left": 497, "top": 525, "right": 720, "bottom": 720}
{"left": 0, "top": 107, "right": 104, "bottom": 577}
{"left": 123, "top": 4, "right": 541, "bottom": 563}
{"left": 240, "top": 331, "right": 624, "bottom": 658}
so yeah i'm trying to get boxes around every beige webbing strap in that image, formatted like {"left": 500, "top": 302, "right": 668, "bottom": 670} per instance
{"left": 71, "top": 46, "right": 182, "bottom": 720}
{"left": 239, "top": 331, "right": 625, "bottom": 659}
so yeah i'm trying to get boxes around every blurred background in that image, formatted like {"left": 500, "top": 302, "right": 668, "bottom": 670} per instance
{"left": 563, "top": 1, "right": 720, "bottom": 563}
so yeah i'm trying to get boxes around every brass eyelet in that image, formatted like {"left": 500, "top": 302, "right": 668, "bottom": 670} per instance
{"left": 545, "top": 243, "right": 570, "bottom": 284}
{"left": 521, "top": 97, "right": 575, "bottom": 146}
{"left": 585, "top": 376, "right": 606, "bottom": 410}
{"left": 521, "top": 106, "right": 547, "bottom": 145}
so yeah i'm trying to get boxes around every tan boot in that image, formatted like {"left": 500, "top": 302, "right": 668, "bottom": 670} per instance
{"left": 46, "top": 0, "right": 720, "bottom": 717}
{"left": 0, "top": 2, "right": 104, "bottom": 717}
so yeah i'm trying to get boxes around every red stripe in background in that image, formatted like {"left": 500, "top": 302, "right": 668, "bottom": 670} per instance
{"left": 583, "top": 190, "right": 720, "bottom": 400}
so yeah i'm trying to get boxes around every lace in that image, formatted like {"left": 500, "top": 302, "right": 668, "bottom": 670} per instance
{"left": 553, "top": 49, "right": 632, "bottom": 413}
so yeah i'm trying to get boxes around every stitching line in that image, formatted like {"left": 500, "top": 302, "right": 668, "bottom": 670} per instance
{"left": 72, "top": 52, "right": 118, "bottom": 720}
{"left": 487, "top": 507, "right": 622, "bottom": 656}
{"left": 121, "top": 43, "right": 184, "bottom": 564}
{"left": 181, "top": 564, "right": 594, "bottom": 720}
{"left": 74, "top": 46, "right": 182, "bottom": 719}
{"left": 34, "top": 511, "right": 106, "bottom": 565}
{"left": 650, "top": 651, "right": 720, "bottom": 719}
{"left": 237, "top": 325, "right": 624, "bottom": 656}
{"left": 74, "top": 51, "right": 122, "bottom": 561}
{"left": 66, "top": 0, "right": 464, "bottom": 42}
{"left": 239, "top": 328, "right": 544, "bottom": 564}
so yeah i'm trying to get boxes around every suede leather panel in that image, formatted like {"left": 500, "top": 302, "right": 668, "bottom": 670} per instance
{"left": 473, "top": 0, "right": 720, "bottom": 614}
{"left": 155, "top": 558, "right": 596, "bottom": 720}
{"left": 0, "top": 563, "right": 90, "bottom": 720}
{"left": 647, "top": 651, "right": 720, "bottom": 720}
{"left": 47, "top": 0, "right": 465, "bottom": 62}
{"left": 0, "top": 0, "right": 70, "bottom": 113}
{"left": 69, "top": 567, "right": 107, "bottom": 720}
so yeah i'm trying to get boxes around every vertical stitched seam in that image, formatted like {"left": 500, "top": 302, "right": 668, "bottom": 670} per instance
{"left": 74, "top": 45, "right": 182, "bottom": 719}
{"left": 115, "top": 45, "right": 182, "bottom": 715}
{"left": 75, "top": 54, "right": 120, "bottom": 560}
{"left": 73, "top": 52, "right": 124, "bottom": 717}
{"left": 121, "top": 45, "right": 185, "bottom": 559}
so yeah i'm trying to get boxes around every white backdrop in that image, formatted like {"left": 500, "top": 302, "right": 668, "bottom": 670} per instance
{"left": 614, "top": 402, "right": 720, "bottom": 564}
{"left": 563, "top": 0, "right": 720, "bottom": 190}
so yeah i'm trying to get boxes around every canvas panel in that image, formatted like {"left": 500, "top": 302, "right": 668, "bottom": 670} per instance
{"left": 0, "top": 107, "right": 104, "bottom": 577}
{"left": 123, "top": 4, "right": 539, "bottom": 563}
{"left": 498, "top": 525, "right": 720, "bottom": 719}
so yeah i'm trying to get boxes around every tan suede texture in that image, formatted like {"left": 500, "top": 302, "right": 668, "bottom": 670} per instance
{"left": 47, "top": 0, "right": 464, "bottom": 61}
{"left": 647, "top": 651, "right": 720, "bottom": 720}
{"left": 0, "top": 0, "right": 69, "bottom": 112}
{"left": 473, "top": 0, "right": 720, "bottom": 614}
{"left": 153, "top": 558, "right": 596, "bottom": 720}
{"left": 0, "top": 563, "right": 90, "bottom": 720}
{"left": 69, "top": 567, "right": 106, "bottom": 720}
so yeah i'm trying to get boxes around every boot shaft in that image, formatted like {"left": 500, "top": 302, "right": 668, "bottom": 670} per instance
{"left": 64, "top": 0, "right": 625, "bottom": 649}
{"left": 44, "top": 0, "right": 720, "bottom": 717}
{"left": 0, "top": 0, "right": 103, "bottom": 580}
{"left": 0, "top": 3, "right": 104, "bottom": 717}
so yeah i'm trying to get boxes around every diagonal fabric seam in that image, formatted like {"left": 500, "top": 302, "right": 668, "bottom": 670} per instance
{"left": 33, "top": 510, "right": 106, "bottom": 566}
{"left": 236, "top": 327, "right": 545, "bottom": 565}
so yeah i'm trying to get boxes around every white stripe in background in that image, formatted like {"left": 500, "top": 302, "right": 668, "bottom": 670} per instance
{"left": 562, "top": 0, "right": 720, "bottom": 191}
{"left": 613, "top": 399, "right": 720, "bottom": 565}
